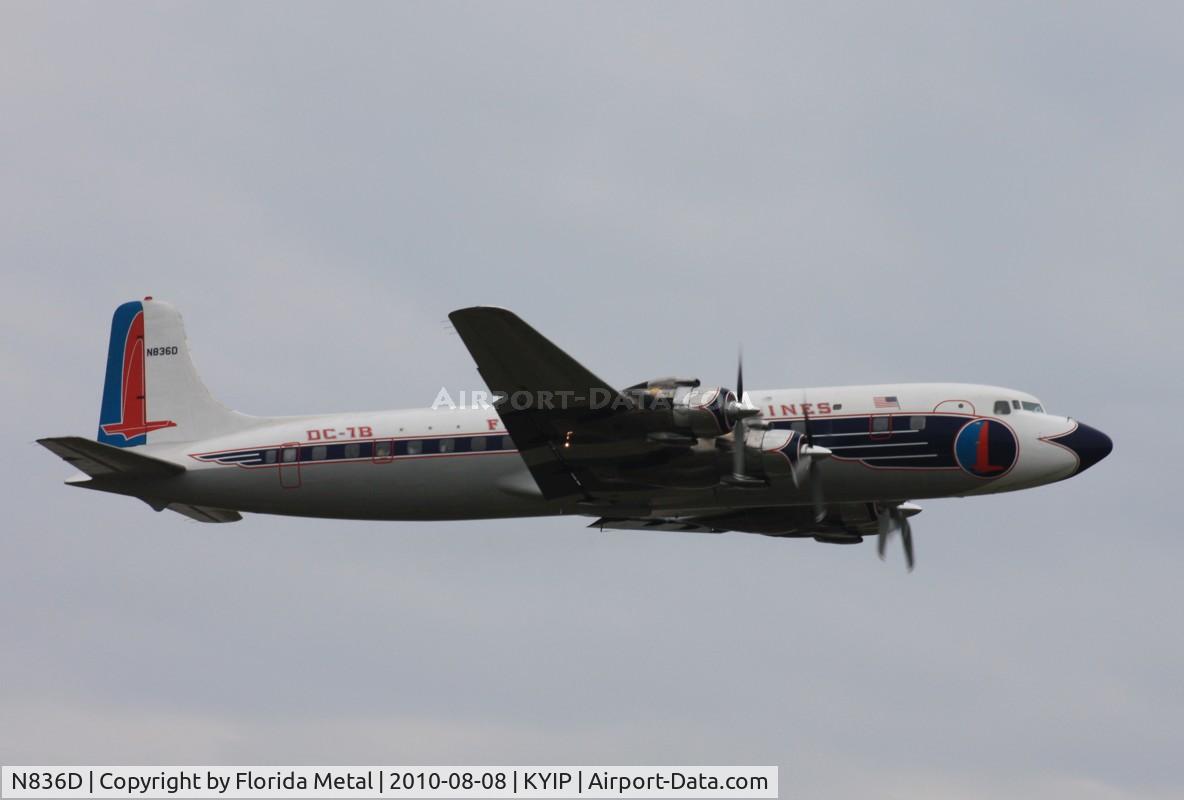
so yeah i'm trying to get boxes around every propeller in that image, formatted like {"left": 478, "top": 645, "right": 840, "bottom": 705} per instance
{"left": 732, "top": 356, "right": 745, "bottom": 479}
{"left": 876, "top": 504, "right": 916, "bottom": 571}
{"left": 727, "top": 351, "right": 762, "bottom": 485}
{"left": 800, "top": 402, "right": 827, "bottom": 523}
{"left": 725, "top": 359, "right": 831, "bottom": 520}
{"left": 719, "top": 362, "right": 833, "bottom": 518}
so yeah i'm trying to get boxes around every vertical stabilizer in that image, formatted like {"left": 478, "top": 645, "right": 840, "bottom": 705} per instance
{"left": 97, "top": 298, "right": 255, "bottom": 447}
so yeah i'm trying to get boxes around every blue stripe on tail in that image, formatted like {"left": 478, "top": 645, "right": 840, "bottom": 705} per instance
{"left": 97, "top": 301, "right": 144, "bottom": 447}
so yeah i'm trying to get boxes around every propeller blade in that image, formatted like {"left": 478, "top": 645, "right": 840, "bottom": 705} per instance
{"left": 800, "top": 402, "right": 825, "bottom": 521}
{"left": 733, "top": 418, "right": 746, "bottom": 480}
{"left": 730, "top": 348, "right": 746, "bottom": 481}
{"left": 809, "top": 460, "right": 825, "bottom": 522}
{"left": 901, "top": 516, "right": 915, "bottom": 571}
{"left": 736, "top": 348, "right": 744, "bottom": 405}
{"left": 877, "top": 508, "right": 891, "bottom": 560}
{"left": 722, "top": 348, "right": 767, "bottom": 486}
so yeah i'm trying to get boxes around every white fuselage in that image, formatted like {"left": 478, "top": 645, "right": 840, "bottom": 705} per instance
{"left": 117, "top": 383, "right": 1091, "bottom": 521}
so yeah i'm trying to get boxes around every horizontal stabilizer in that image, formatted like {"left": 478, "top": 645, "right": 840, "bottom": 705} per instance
{"left": 37, "top": 436, "right": 185, "bottom": 479}
{"left": 166, "top": 503, "right": 241, "bottom": 523}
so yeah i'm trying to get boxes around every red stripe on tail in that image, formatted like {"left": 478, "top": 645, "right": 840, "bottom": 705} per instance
{"left": 99, "top": 311, "right": 176, "bottom": 439}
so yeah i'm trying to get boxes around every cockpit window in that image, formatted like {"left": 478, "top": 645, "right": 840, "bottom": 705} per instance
{"left": 1012, "top": 400, "right": 1021, "bottom": 409}
{"left": 993, "top": 401, "right": 1011, "bottom": 415}
{"left": 1021, "top": 401, "right": 1044, "bottom": 413}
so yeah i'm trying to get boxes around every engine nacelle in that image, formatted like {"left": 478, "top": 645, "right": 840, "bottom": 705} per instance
{"left": 610, "top": 423, "right": 812, "bottom": 491}
{"left": 625, "top": 377, "right": 737, "bottom": 438}
{"left": 741, "top": 427, "right": 807, "bottom": 483}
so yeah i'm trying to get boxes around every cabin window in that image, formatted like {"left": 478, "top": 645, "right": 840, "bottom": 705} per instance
{"left": 344, "top": 443, "right": 360, "bottom": 459}
{"left": 264, "top": 449, "right": 277, "bottom": 464}
{"left": 910, "top": 416, "right": 927, "bottom": 431}
{"left": 281, "top": 447, "right": 298, "bottom": 463}
{"left": 311, "top": 445, "right": 327, "bottom": 461}
{"left": 406, "top": 440, "right": 422, "bottom": 455}
{"left": 872, "top": 416, "right": 890, "bottom": 432}
{"left": 994, "top": 401, "right": 1011, "bottom": 415}
{"left": 789, "top": 421, "right": 806, "bottom": 434}
{"left": 374, "top": 440, "right": 393, "bottom": 458}
{"left": 501, "top": 436, "right": 515, "bottom": 450}
{"left": 470, "top": 436, "right": 486, "bottom": 451}
{"left": 439, "top": 438, "right": 455, "bottom": 453}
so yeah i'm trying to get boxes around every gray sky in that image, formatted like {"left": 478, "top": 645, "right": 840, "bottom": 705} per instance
{"left": 2, "top": 3, "right": 1181, "bottom": 798}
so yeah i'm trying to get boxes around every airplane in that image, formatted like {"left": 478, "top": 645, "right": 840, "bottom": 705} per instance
{"left": 39, "top": 297, "right": 1113, "bottom": 570}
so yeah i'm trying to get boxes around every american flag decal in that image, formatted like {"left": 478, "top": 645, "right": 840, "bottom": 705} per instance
{"left": 873, "top": 395, "right": 900, "bottom": 409}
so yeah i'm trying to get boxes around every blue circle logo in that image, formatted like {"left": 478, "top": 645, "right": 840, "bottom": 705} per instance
{"left": 954, "top": 419, "right": 1017, "bottom": 478}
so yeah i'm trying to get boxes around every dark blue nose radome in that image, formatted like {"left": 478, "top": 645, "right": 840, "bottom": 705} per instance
{"left": 1050, "top": 422, "right": 1113, "bottom": 475}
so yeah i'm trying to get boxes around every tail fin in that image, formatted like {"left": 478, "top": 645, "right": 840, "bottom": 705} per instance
{"left": 97, "top": 298, "right": 254, "bottom": 447}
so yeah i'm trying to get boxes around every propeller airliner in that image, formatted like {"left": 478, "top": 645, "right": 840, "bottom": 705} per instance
{"left": 39, "top": 298, "right": 1113, "bottom": 570}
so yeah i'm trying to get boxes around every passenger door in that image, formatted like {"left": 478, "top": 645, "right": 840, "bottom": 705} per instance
{"left": 279, "top": 442, "right": 301, "bottom": 488}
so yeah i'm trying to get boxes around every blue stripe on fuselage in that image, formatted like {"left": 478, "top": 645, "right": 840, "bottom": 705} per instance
{"left": 193, "top": 434, "right": 517, "bottom": 467}
{"left": 768, "top": 414, "right": 966, "bottom": 468}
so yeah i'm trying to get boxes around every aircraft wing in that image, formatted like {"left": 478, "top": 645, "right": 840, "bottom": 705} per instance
{"left": 449, "top": 306, "right": 636, "bottom": 499}
{"left": 448, "top": 307, "right": 623, "bottom": 407}
{"left": 38, "top": 436, "right": 185, "bottom": 479}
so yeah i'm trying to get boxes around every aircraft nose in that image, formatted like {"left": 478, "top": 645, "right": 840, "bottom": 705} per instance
{"left": 1054, "top": 422, "right": 1113, "bottom": 475}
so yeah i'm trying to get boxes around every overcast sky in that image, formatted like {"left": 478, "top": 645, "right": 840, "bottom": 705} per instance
{"left": 2, "top": 3, "right": 1181, "bottom": 798}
